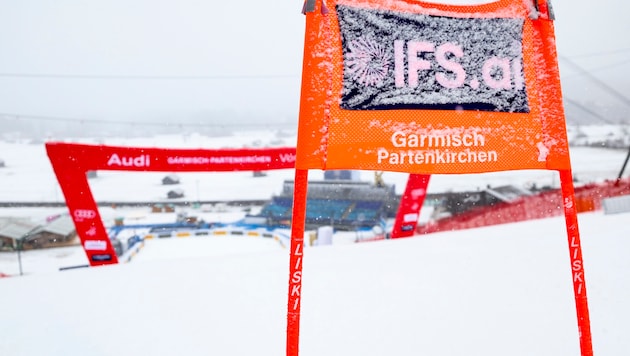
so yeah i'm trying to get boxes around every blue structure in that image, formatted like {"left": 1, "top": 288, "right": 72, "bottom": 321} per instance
{"left": 252, "top": 179, "right": 399, "bottom": 231}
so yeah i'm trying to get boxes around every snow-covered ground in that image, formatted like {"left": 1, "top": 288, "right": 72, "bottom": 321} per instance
{"left": 0, "top": 210, "right": 628, "bottom": 356}
{"left": 1, "top": 127, "right": 629, "bottom": 355}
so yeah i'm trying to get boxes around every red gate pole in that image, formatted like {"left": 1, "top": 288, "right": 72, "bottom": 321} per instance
{"left": 286, "top": 168, "right": 309, "bottom": 356}
{"left": 391, "top": 174, "right": 431, "bottom": 238}
{"left": 559, "top": 169, "right": 594, "bottom": 356}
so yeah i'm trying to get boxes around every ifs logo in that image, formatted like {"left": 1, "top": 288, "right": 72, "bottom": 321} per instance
{"left": 346, "top": 37, "right": 391, "bottom": 87}
{"left": 392, "top": 40, "right": 523, "bottom": 92}
{"left": 338, "top": 5, "right": 529, "bottom": 113}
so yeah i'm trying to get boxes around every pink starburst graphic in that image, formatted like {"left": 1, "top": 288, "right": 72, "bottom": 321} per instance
{"left": 346, "top": 37, "right": 391, "bottom": 87}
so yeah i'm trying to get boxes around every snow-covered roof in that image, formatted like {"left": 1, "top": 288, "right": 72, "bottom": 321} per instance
{"left": 485, "top": 185, "right": 534, "bottom": 202}
{"left": 34, "top": 215, "right": 76, "bottom": 237}
{"left": 0, "top": 218, "right": 40, "bottom": 240}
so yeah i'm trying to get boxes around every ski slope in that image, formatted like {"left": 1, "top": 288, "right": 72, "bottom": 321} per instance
{"left": 1, "top": 209, "right": 628, "bottom": 356}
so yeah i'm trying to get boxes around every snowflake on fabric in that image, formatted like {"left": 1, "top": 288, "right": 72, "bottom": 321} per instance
{"left": 345, "top": 37, "right": 391, "bottom": 87}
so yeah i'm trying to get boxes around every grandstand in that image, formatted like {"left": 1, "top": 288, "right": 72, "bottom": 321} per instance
{"left": 252, "top": 172, "right": 400, "bottom": 231}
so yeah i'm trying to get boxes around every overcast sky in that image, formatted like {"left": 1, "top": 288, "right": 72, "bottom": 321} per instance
{"left": 0, "top": 0, "right": 629, "bottom": 129}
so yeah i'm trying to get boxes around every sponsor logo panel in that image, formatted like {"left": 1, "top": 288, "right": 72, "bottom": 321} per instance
{"left": 90, "top": 254, "right": 113, "bottom": 262}
{"left": 337, "top": 5, "right": 528, "bottom": 113}
{"left": 84, "top": 240, "right": 108, "bottom": 251}
{"left": 73, "top": 209, "right": 96, "bottom": 222}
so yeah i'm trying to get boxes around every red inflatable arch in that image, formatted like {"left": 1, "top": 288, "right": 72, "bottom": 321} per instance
{"left": 46, "top": 142, "right": 297, "bottom": 266}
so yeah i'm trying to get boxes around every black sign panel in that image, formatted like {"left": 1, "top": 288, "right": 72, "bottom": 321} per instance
{"left": 91, "top": 254, "right": 113, "bottom": 262}
{"left": 337, "top": 5, "right": 529, "bottom": 113}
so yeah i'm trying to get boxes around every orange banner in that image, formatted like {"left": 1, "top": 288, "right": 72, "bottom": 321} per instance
{"left": 296, "top": 0, "right": 570, "bottom": 174}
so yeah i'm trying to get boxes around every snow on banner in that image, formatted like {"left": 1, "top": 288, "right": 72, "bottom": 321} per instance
{"left": 338, "top": 6, "right": 529, "bottom": 113}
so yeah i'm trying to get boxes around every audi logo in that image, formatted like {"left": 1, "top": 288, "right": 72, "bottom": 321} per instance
{"left": 73, "top": 209, "right": 96, "bottom": 220}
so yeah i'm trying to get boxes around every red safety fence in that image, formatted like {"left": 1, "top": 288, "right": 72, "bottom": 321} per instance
{"left": 417, "top": 177, "right": 630, "bottom": 234}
